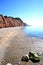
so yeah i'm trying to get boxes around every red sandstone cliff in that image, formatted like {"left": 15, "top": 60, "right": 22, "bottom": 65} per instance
{"left": 0, "top": 14, "right": 27, "bottom": 28}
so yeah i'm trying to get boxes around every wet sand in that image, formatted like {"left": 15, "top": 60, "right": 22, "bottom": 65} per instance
{"left": 0, "top": 27, "right": 43, "bottom": 65}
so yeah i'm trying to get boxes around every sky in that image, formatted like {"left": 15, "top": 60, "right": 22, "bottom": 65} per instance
{"left": 0, "top": 0, "right": 43, "bottom": 26}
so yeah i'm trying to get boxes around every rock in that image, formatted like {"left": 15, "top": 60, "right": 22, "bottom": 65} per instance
{"left": 21, "top": 55, "right": 29, "bottom": 62}
{"left": 0, "top": 14, "right": 27, "bottom": 28}
{"left": 29, "top": 51, "right": 40, "bottom": 61}
{"left": 6, "top": 63, "right": 12, "bottom": 65}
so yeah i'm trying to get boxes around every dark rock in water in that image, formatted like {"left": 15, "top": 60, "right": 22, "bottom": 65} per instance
{"left": 21, "top": 55, "right": 29, "bottom": 62}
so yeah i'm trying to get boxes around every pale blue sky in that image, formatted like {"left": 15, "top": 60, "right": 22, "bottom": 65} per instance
{"left": 0, "top": 0, "right": 43, "bottom": 26}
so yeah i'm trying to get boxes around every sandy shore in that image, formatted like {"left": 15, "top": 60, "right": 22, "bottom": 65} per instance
{"left": 0, "top": 27, "right": 43, "bottom": 65}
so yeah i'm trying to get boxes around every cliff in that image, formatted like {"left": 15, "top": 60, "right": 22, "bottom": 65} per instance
{"left": 0, "top": 14, "right": 27, "bottom": 28}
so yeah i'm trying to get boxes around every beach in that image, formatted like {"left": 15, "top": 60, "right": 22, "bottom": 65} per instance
{"left": 0, "top": 27, "right": 43, "bottom": 65}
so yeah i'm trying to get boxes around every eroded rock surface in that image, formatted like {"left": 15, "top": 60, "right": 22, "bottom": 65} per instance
{"left": 0, "top": 14, "right": 27, "bottom": 28}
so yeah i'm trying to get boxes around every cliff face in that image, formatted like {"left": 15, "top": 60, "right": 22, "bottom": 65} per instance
{"left": 0, "top": 15, "right": 27, "bottom": 28}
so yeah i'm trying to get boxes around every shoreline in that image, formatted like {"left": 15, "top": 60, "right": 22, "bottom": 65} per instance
{"left": 0, "top": 27, "right": 43, "bottom": 65}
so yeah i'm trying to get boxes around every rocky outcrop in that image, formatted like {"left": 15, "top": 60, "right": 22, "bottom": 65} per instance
{"left": 0, "top": 14, "right": 27, "bottom": 28}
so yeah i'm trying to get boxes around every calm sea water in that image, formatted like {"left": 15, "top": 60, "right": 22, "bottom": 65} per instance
{"left": 23, "top": 26, "right": 43, "bottom": 38}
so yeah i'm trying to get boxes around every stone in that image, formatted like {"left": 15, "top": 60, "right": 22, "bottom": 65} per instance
{"left": 21, "top": 55, "right": 29, "bottom": 62}
{"left": 6, "top": 63, "right": 12, "bottom": 65}
{"left": 29, "top": 51, "right": 40, "bottom": 61}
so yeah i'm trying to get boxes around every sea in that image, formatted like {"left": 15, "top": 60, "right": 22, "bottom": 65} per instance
{"left": 23, "top": 26, "right": 43, "bottom": 39}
